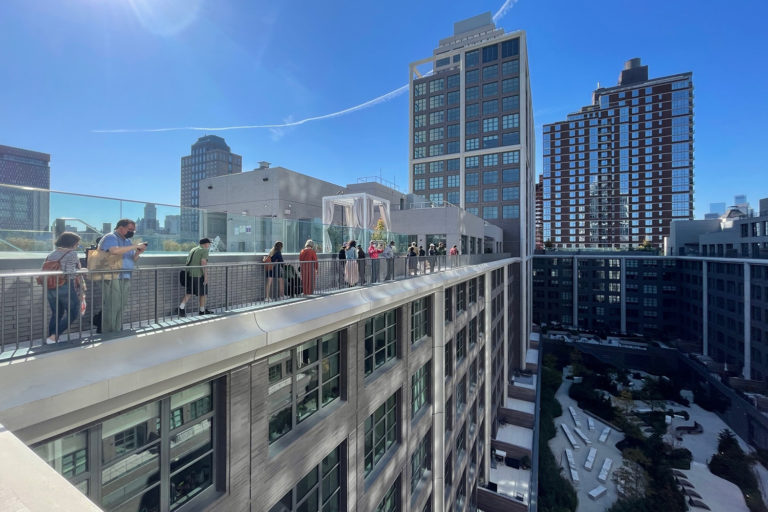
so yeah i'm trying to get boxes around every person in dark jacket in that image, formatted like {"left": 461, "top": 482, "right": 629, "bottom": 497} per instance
{"left": 357, "top": 244, "right": 366, "bottom": 285}
{"left": 337, "top": 244, "right": 346, "bottom": 287}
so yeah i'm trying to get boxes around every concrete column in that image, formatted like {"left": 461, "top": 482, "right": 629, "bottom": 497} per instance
{"left": 702, "top": 260, "right": 708, "bottom": 356}
{"left": 620, "top": 258, "right": 627, "bottom": 334}
{"left": 743, "top": 263, "right": 751, "bottom": 380}
{"left": 572, "top": 257, "right": 578, "bottom": 328}
{"left": 432, "top": 287, "right": 446, "bottom": 512}
{"left": 503, "top": 265, "right": 510, "bottom": 384}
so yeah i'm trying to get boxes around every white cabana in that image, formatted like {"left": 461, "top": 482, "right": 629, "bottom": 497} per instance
{"left": 322, "top": 193, "right": 391, "bottom": 252}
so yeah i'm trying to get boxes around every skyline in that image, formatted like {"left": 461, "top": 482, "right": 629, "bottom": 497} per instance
{"left": 2, "top": 0, "right": 767, "bottom": 216}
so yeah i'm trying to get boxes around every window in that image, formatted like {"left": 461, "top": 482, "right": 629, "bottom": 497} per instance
{"left": 429, "top": 127, "right": 443, "bottom": 142}
{"left": 503, "top": 205, "right": 520, "bottom": 218}
{"left": 447, "top": 175, "right": 460, "bottom": 188}
{"left": 429, "top": 144, "right": 443, "bottom": 157}
{"left": 482, "top": 44, "right": 498, "bottom": 62}
{"left": 483, "top": 171, "right": 498, "bottom": 184}
{"left": 446, "top": 124, "right": 459, "bottom": 138}
{"left": 376, "top": 479, "right": 400, "bottom": 512}
{"left": 429, "top": 111, "right": 444, "bottom": 124}
{"left": 465, "top": 86, "right": 479, "bottom": 101}
{"left": 429, "top": 160, "right": 443, "bottom": 173}
{"left": 446, "top": 107, "right": 460, "bottom": 121}
{"left": 429, "top": 79, "right": 444, "bottom": 93}
{"left": 364, "top": 394, "right": 398, "bottom": 476}
{"left": 465, "top": 138, "right": 479, "bottom": 151}
{"left": 411, "top": 434, "right": 431, "bottom": 494}
{"left": 502, "top": 59, "right": 519, "bottom": 75}
{"left": 483, "top": 136, "right": 499, "bottom": 149}
{"left": 465, "top": 156, "right": 479, "bottom": 168}
{"left": 429, "top": 95, "right": 444, "bottom": 109}
{"left": 502, "top": 95, "right": 519, "bottom": 111}
{"left": 429, "top": 177, "right": 443, "bottom": 189}
{"left": 445, "top": 289, "right": 453, "bottom": 323}
{"left": 483, "top": 189, "right": 498, "bottom": 202}
{"left": 465, "top": 190, "right": 479, "bottom": 203}
{"left": 483, "top": 117, "right": 498, "bottom": 132}
{"left": 414, "top": 131, "right": 426, "bottom": 144}
{"left": 502, "top": 77, "right": 519, "bottom": 94}
{"left": 414, "top": 83, "right": 426, "bottom": 96}
{"left": 447, "top": 191, "right": 459, "bottom": 204}
{"left": 447, "top": 74, "right": 460, "bottom": 89}
{"left": 502, "top": 150, "right": 520, "bottom": 164}
{"left": 501, "top": 38, "right": 519, "bottom": 57}
{"left": 456, "top": 328, "right": 466, "bottom": 363}
{"left": 482, "top": 64, "right": 498, "bottom": 80}
{"left": 483, "top": 206, "right": 498, "bottom": 219}
{"left": 413, "top": 163, "right": 425, "bottom": 175}
{"left": 411, "top": 297, "right": 430, "bottom": 343}
{"left": 414, "top": 98, "right": 426, "bottom": 112}
{"left": 414, "top": 114, "right": 426, "bottom": 128}
{"left": 411, "top": 363, "right": 430, "bottom": 416}
{"left": 36, "top": 381, "right": 221, "bottom": 512}
{"left": 465, "top": 50, "right": 479, "bottom": 67}
{"left": 482, "top": 82, "right": 497, "bottom": 97}
{"left": 482, "top": 99, "right": 498, "bottom": 114}
{"left": 268, "top": 333, "right": 341, "bottom": 443}
{"left": 365, "top": 310, "right": 398, "bottom": 376}
{"left": 456, "top": 283, "right": 466, "bottom": 313}
{"left": 466, "top": 120, "right": 479, "bottom": 135}
{"left": 456, "top": 377, "right": 466, "bottom": 412}
{"left": 502, "top": 186, "right": 519, "bottom": 201}
{"left": 466, "top": 207, "right": 478, "bottom": 216}
{"left": 429, "top": 193, "right": 443, "bottom": 204}
{"left": 465, "top": 172, "right": 479, "bottom": 186}
{"left": 502, "top": 168, "right": 519, "bottom": 182}
{"left": 469, "top": 280, "right": 477, "bottom": 305}
{"left": 269, "top": 444, "right": 343, "bottom": 512}
{"left": 502, "top": 113, "right": 519, "bottom": 129}
{"left": 413, "top": 147, "right": 425, "bottom": 159}
{"left": 445, "top": 341, "right": 453, "bottom": 380}
{"left": 465, "top": 69, "right": 479, "bottom": 84}
{"left": 466, "top": 103, "right": 479, "bottom": 118}
{"left": 502, "top": 132, "right": 520, "bottom": 145}
{"left": 414, "top": 179, "right": 425, "bottom": 191}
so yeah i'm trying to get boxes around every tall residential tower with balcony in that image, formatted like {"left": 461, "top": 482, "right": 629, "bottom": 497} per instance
{"left": 540, "top": 59, "right": 694, "bottom": 249}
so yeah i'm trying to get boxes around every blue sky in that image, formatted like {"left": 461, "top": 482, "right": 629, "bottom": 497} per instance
{"left": 1, "top": 0, "right": 766, "bottom": 217}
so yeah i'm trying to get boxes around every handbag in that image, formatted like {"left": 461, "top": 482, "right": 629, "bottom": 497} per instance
{"left": 86, "top": 249, "right": 123, "bottom": 281}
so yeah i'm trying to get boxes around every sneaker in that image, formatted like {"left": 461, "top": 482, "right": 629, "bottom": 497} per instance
{"left": 200, "top": 309, "right": 215, "bottom": 315}
{"left": 45, "top": 337, "right": 57, "bottom": 345}
{"left": 178, "top": 308, "right": 186, "bottom": 317}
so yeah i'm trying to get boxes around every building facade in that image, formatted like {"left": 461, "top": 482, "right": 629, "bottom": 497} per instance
{"left": 408, "top": 12, "right": 535, "bottom": 258}
{"left": 540, "top": 59, "right": 694, "bottom": 249}
{"left": 180, "top": 136, "right": 242, "bottom": 234}
{"left": 0, "top": 144, "right": 51, "bottom": 231}
{"left": 532, "top": 254, "right": 768, "bottom": 383}
{"left": 0, "top": 256, "right": 536, "bottom": 512}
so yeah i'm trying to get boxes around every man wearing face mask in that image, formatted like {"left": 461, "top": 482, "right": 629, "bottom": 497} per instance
{"left": 98, "top": 218, "right": 147, "bottom": 333}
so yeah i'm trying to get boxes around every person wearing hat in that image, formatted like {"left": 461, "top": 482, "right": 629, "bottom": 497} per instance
{"left": 428, "top": 243, "right": 438, "bottom": 273}
{"left": 179, "top": 238, "right": 213, "bottom": 316}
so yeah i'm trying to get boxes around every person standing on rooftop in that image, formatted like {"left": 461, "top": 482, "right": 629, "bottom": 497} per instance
{"left": 98, "top": 219, "right": 147, "bottom": 333}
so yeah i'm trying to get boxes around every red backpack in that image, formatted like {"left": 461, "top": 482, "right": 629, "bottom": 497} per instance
{"left": 36, "top": 250, "right": 73, "bottom": 289}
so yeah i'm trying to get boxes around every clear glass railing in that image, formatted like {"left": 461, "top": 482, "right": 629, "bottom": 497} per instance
{"left": 0, "top": 183, "right": 410, "bottom": 254}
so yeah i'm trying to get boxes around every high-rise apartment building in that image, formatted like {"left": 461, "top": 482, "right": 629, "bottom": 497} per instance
{"left": 408, "top": 12, "right": 535, "bottom": 258}
{"left": 540, "top": 59, "right": 694, "bottom": 248}
{"left": 0, "top": 144, "right": 50, "bottom": 231}
{"left": 180, "top": 135, "right": 242, "bottom": 234}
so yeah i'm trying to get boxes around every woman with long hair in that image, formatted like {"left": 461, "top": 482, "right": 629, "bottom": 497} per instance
{"left": 43, "top": 232, "right": 84, "bottom": 343}
{"left": 264, "top": 241, "right": 284, "bottom": 300}
{"left": 299, "top": 239, "right": 319, "bottom": 295}
{"left": 344, "top": 240, "right": 359, "bottom": 286}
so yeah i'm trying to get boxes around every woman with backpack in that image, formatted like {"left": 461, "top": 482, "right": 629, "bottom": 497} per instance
{"left": 42, "top": 232, "right": 84, "bottom": 344}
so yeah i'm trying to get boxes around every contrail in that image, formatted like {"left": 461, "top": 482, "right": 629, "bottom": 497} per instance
{"left": 94, "top": 83, "right": 410, "bottom": 133}
{"left": 492, "top": 0, "right": 519, "bottom": 23}
{"left": 94, "top": 1, "right": 518, "bottom": 134}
